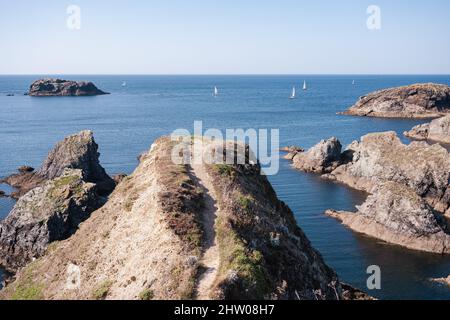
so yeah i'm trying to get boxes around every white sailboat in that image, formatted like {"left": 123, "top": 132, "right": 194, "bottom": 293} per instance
{"left": 303, "top": 80, "right": 307, "bottom": 91}
{"left": 352, "top": 80, "right": 355, "bottom": 85}
{"left": 213, "top": 86, "right": 219, "bottom": 97}
{"left": 289, "top": 86, "right": 296, "bottom": 99}
{"left": 122, "top": 81, "right": 127, "bottom": 87}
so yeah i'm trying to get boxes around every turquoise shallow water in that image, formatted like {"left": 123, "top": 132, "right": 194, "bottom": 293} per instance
{"left": 0, "top": 75, "right": 450, "bottom": 299}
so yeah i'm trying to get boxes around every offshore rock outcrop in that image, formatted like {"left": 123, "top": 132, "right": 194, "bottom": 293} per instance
{"left": 2, "top": 130, "right": 115, "bottom": 198}
{"left": 326, "top": 182, "right": 450, "bottom": 254}
{"left": 324, "top": 132, "right": 450, "bottom": 216}
{"left": 291, "top": 137, "right": 344, "bottom": 173}
{"left": 0, "top": 137, "right": 344, "bottom": 300}
{"left": 0, "top": 169, "right": 104, "bottom": 272}
{"left": 404, "top": 115, "right": 450, "bottom": 144}
{"left": 288, "top": 131, "right": 450, "bottom": 253}
{"left": 431, "top": 275, "right": 450, "bottom": 287}
{"left": 342, "top": 83, "right": 450, "bottom": 118}
{"left": 28, "top": 79, "right": 109, "bottom": 96}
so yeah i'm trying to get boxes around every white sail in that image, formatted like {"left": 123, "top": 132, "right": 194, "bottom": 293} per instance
{"left": 352, "top": 80, "right": 355, "bottom": 85}
{"left": 303, "top": 80, "right": 307, "bottom": 90}
{"left": 213, "top": 86, "right": 218, "bottom": 97}
{"left": 290, "top": 86, "right": 296, "bottom": 99}
{"left": 122, "top": 81, "right": 127, "bottom": 87}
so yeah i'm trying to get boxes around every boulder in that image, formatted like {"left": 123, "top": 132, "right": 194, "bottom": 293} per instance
{"left": 342, "top": 83, "right": 450, "bottom": 118}
{"left": 292, "top": 137, "right": 343, "bottom": 173}
{"left": 28, "top": 78, "right": 109, "bottom": 96}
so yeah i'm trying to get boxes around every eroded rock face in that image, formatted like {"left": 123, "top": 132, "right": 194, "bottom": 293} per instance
{"left": 0, "top": 169, "right": 104, "bottom": 272}
{"left": 292, "top": 137, "right": 343, "bottom": 173}
{"left": 28, "top": 79, "right": 109, "bottom": 96}
{"left": 326, "top": 132, "right": 450, "bottom": 215}
{"left": 404, "top": 115, "right": 450, "bottom": 144}
{"left": 2, "top": 130, "right": 115, "bottom": 197}
{"left": 342, "top": 83, "right": 450, "bottom": 118}
{"left": 326, "top": 182, "right": 450, "bottom": 254}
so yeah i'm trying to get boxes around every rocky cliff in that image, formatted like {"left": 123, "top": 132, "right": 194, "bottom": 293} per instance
{"left": 288, "top": 132, "right": 450, "bottom": 253}
{"left": 28, "top": 79, "right": 109, "bottom": 96}
{"left": 404, "top": 115, "right": 450, "bottom": 144}
{"left": 342, "top": 83, "right": 450, "bottom": 118}
{"left": 2, "top": 131, "right": 115, "bottom": 198}
{"left": 0, "top": 131, "right": 114, "bottom": 274}
{"left": 0, "top": 137, "right": 344, "bottom": 300}
{"left": 0, "top": 169, "right": 105, "bottom": 272}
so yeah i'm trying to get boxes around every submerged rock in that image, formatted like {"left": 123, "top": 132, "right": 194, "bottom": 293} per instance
{"left": 28, "top": 78, "right": 109, "bottom": 96}
{"left": 0, "top": 137, "right": 344, "bottom": 300}
{"left": 0, "top": 169, "right": 104, "bottom": 272}
{"left": 326, "top": 182, "right": 450, "bottom": 254}
{"left": 292, "top": 137, "right": 343, "bottom": 173}
{"left": 2, "top": 130, "right": 115, "bottom": 198}
{"left": 342, "top": 83, "right": 450, "bottom": 118}
{"left": 404, "top": 115, "right": 450, "bottom": 144}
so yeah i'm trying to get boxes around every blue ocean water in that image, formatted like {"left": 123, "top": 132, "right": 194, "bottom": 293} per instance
{"left": 0, "top": 75, "right": 449, "bottom": 299}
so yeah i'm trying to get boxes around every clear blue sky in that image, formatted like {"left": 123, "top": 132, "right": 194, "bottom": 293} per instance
{"left": 1, "top": 0, "right": 449, "bottom": 74}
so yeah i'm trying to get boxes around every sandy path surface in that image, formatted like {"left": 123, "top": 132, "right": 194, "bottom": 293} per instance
{"left": 191, "top": 162, "right": 220, "bottom": 300}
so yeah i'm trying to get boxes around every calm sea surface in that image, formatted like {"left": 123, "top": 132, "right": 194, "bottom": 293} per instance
{"left": 1, "top": 75, "right": 450, "bottom": 299}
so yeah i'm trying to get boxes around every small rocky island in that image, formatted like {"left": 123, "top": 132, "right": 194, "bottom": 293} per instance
{"left": 28, "top": 79, "right": 109, "bottom": 96}
{"left": 404, "top": 114, "right": 450, "bottom": 144}
{"left": 286, "top": 132, "right": 450, "bottom": 254}
{"left": 0, "top": 135, "right": 373, "bottom": 300}
{"left": 342, "top": 83, "right": 450, "bottom": 118}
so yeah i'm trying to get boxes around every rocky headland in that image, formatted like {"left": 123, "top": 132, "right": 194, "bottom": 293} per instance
{"left": 0, "top": 137, "right": 348, "bottom": 300}
{"left": 404, "top": 114, "right": 450, "bottom": 144}
{"left": 342, "top": 83, "right": 450, "bottom": 118}
{"left": 0, "top": 131, "right": 115, "bottom": 274}
{"left": 325, "top": 182, "right": 450, "bottom": 254}
{"left": 288, "top": 131, "right": 450, "bottom": 253}
{"left": 28, "top": 79, "right": 109, "bottom": 97}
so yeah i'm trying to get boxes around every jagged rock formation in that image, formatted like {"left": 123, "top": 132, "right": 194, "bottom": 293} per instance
{"left": 2, "top": 131, "right": 115, "bottom": 198}
{"left": 431, "top": 275, "right": 450, "bottom": 287}
{"left": 404, "top": 115, "right": 450, "bottom": 144}
{"left": 28, "top": 79, "right": 109, "bottom": 96}
{"left": 324, "top": 132, "right": 450, "bottom": 216}
{"left": 0, "top": 169, "right": 104, "bottom": 272}
{"left": 291, "top": 137, "right": 346, "bottom": 173}
{"left": 287, "top": 131, "right": 450, "bottom": 253}
{"left": 342, "top": 83, "right": 450, "bottom": 118}
{"left": 325, "top": 182, "right": 450, "bottom": 254}
{"left": 0, "top": 137, "right": 344, "bottom": 300}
